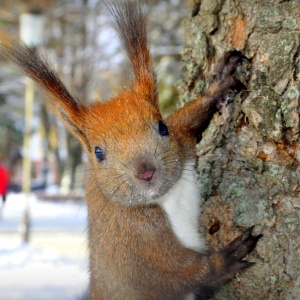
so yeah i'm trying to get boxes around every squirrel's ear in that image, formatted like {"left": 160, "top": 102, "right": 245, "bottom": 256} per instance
{"left": 107, "top": 1, "right": 158, "bottom": 108}
{"left": 1, "top": 43, "right": 91, "bottom": 152}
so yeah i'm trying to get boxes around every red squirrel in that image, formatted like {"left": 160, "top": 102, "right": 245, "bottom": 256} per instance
{"left": 2, "top": 1, "right": 262, "bottom": 299}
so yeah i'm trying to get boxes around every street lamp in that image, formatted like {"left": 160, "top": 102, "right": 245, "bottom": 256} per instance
{"left": 19, "top": 8, "right": 45, "bottom": 243}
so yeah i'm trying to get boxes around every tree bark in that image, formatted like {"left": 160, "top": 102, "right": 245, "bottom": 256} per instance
{"left": 179, "top": 0, "right": 300, "bottom": 299}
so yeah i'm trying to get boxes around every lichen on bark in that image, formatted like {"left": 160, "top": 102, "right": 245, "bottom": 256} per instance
{"left": 179, "top": 0, "right": 300, "bottom": 299}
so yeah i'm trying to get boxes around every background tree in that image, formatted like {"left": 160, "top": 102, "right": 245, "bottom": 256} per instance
{"left": 179, "top": 0, "right": 300, "bottom": 298}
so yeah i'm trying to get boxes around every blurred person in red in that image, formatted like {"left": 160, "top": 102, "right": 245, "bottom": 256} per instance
{"left": 0, "top": 158, "right": 9, "bottom": 206}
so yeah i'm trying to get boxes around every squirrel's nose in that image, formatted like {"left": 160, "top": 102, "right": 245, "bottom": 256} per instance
{"left": 135, "top": 161, "right": 156, "bottom": 182}
{"left": 138, "top": 169, "right": 156, "bottom": 181}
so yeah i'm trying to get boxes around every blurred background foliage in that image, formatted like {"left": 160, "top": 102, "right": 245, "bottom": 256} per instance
{"left": 0, "top": 0, "right": 192, "bottom": 194}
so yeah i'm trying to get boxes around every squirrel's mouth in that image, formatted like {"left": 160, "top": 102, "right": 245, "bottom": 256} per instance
{"left": 124, "top": 185, "right": 162, "bottom": 206}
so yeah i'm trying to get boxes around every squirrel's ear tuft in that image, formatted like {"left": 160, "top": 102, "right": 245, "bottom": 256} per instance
{"left": 107, "top": 1, "right": 158, "bottom": 108}
{"left": 1, "top": 43, "right": 91, "bottom": 152}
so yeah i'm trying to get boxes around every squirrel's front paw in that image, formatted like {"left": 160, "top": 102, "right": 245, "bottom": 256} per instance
{"left": 213, "top": 50, "right": 246, "bottom": 82}
{"left": 210, "top": 51, "right": 247, "bottom": 110}
{"left": 219, "top": 226, "right": 263, "bottom": 278}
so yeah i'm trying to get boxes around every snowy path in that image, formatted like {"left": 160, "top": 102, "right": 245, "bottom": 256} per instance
{"left": 0, "top": 193, "right": 89, "bottom": 300}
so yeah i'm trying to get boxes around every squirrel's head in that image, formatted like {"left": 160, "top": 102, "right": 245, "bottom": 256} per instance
{"left": 74, "top": 90, "right": 185, "bottom": 205}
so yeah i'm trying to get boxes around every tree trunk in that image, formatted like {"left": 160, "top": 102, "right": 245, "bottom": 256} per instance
{"left": 179, "top": 0, "right": 300, "bottom": 299}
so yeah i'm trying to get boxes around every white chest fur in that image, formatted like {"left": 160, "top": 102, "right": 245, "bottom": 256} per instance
{"left": 159, "top": 160, "right": 205, "bottom": 253}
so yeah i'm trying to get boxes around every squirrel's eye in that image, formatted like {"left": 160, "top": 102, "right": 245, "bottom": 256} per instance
{"left": 158, "top": 120, "right": 169, "bottom": 136}
{"left": 95, "top": 146, "right": 105, "bottom": 162}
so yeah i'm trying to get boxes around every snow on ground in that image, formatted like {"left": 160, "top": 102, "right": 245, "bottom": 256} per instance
{"left": 0, "top": 193, "right": 89, "bottom": 300}
{"left": 0, "top": 193, "right": 87, "bottom": 232}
